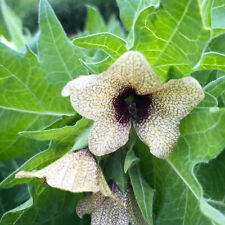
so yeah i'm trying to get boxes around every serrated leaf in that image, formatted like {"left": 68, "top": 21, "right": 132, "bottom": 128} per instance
{"left": 0, "top": 46, "right": 60, "bottom": 160}
{"left": 136, "top": 107, "right": 225, "bottom": 225}
{"left": 132, "top": 0, "right": 211, "bottom": 81}
{"left": 38, "top": 0, "right": 88, "bottom": 88}
{"left": 116, "top": 0, "right": 159, "bottom": 31}
{"left": 0, "top": 0, "right": 91, "bottom": 160}
{"left": 0, "top": 117, "right": 91, "bottom": 189}
{"left": 0, "top": 44, "right": 62, "bottom": 160}
{"left": 129, "top": 164, "right": 154, "bottom": 225}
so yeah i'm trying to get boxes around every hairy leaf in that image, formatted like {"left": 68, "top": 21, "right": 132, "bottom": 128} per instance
{"left": 132, "top": 0, "right": 211, "bottom": 80}
{"left": 116, "top": 0, "right": 159, "bottom": 31}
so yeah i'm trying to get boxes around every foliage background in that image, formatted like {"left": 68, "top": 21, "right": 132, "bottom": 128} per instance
{"left": 0, "top": 0, "right": 225, "bottom": 224}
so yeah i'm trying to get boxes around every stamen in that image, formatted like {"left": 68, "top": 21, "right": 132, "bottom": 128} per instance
{"left": 113, "top": 87, "right": 152, "bottom": 124}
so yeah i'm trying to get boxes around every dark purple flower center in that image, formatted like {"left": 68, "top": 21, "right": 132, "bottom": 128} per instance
{"left": 112, "top": 87, "right": 152, "bottom": 124}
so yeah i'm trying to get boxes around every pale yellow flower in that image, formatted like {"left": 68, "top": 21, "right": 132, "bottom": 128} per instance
{"left": 62, "top": 52, "right": 204, "bottom": 158}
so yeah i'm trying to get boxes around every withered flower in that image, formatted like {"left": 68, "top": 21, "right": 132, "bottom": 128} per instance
{"left": 62, "top": 52, "right": 204, "bottom": 158}
{"left": 16, "top": 149, "right": 117, "bottom": 201}
{"left": 76, "top": 182, "right": 148, "bottom": 225}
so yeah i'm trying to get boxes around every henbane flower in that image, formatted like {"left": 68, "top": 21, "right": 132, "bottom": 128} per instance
{"left": 62, "top": 51, "right": 204, "bottom": 158}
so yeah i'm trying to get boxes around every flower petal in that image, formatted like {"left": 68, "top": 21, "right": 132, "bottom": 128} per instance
{"left": 16, "top": 149, "right": 113, "bottom": 197}
{"left": 152, "top": 77, "right": 204, "bottom": 120}
{"left": 89, "top": 119, "right": 131, "bottom": 156}
{"left": 134, "top": 109, "right": 180, "bottom": 158}
{"left": 62, "top": 74, "right": 116, "bottom": 120}
{"left": 107, "top": 51, "right": 162, "bottom": 95}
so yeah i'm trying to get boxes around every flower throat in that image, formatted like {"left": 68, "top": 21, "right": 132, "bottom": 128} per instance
{"left": 113, "top": 87, "right": 152, "bottom": 124}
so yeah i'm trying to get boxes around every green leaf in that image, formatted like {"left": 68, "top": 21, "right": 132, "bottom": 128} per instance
{"left": 38, "top": 0, "right": 88, "bottom": 89}
{"left": 107, "top": 14, "right": 125, "bottom": 38}
{"left": 20, "top": 118, "right": 92, "bottom": 143}
{"left": 129, "top": 164, "right": 154, "bottom": 225}
{"left": 80, "top": 52, "right": 114, "bottom": 74}
{"left": 197, "top": 27, "right": 225, "bottom": 71}
{"left": 124, "top": 128, "right": 140, "bottom": 173}
{"left": 71, "top": 124, "right": 92, "bottom": 152}
{"left": 124, "top": 148, "right": 140, "bottom": 173}
{"left": 103, "top": 148, "right": 128, "bottom": 194}
{"left": 0, "top": 180, "right": 90, "bottom": 225}
{"left": 191, "top": 70, "right": 224, "bottom": 87}
{"left": 19, "top": 117, "right": 93, "bottom": 153}
{"left": 199, "top": 0, "right": 214, "bottom": 28}
{"left": 0, "top": 118, "right": 91, "bottom": 189}
{"left": 0, "top": 45, "right": 62, "bottom": 160}
{"left": 0, "top": 115, "right": 94, "bottom": 224}
{"left": 197, "top": 149, "right": 225, "bottom": 213}
{"left": 137, "top": 107, "right": 225, "bottom": 225}
{"left": 0, "top": 0, "right": 90, "bottom": 160}
{"left": 212, "top": 0, "right": 225, "bottom": 28}
{"left": 198, "top": 52, "right": 225, "bottom": 71}
{"left": 132, "top": 0, "right": 211, "bottom": 81}
{"left": 72, "top": 33, "right": 127, "bottom": 59}
{"left": 0, "top": 0, "right": 27, "bottom": 49}
{"left": 0, "top": 116, "right": 92, "bottom": 224}
{"left": 79, "top": 48, "right": 114, "bottom": 74}
{"left": 116, "top": 0, "right": 159, "bottom": 31}
{"left": 198, "top": 92, "right": 218, "bottom": 107}
{"left": 208, "top": 33, "right": 225, "bottom": 54}
{"left": 204, "top": 76, "right": 225, "bottom": 98}
{"left": 45, "top": 114, "right": 81, "bottom": 129}
{"left": 0, "top": 160, "right": 29, "bottom": 218}
{"left": 85, "top": 6, "right": 107, "bottom": 34}
{"left": 212, "top": 28, "right": 225, "bottom": 37}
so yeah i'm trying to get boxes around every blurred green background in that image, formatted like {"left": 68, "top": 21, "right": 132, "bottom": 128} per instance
{"left": 0, "top": 0, "right": 119, "bottom": 38}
